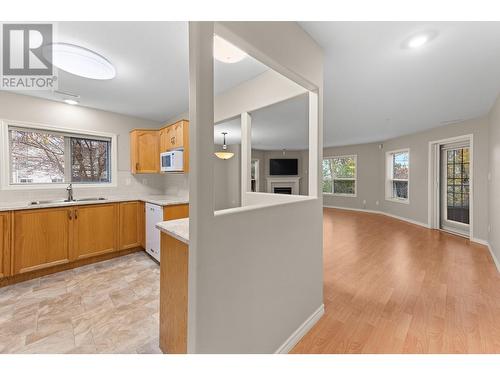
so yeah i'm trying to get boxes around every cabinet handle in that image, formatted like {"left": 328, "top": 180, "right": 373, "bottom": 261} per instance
{"left": 136, "top": 162, "right": 140, "bottom": 170}
{"left": 68, "top": 210, "right": 72, "bottom": 220}
{"left": 171, "top": 137, "right": 175, "bottom": 144}
{"left": 75, "top": 209, "right": 78, "bottom": 219}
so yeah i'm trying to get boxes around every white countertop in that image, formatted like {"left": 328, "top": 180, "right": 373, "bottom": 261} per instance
{"left": 0, "top": 194, "right": 188, "bottom": 212}
{"left": 156, "top": 218, "right": 189, "bottom": 245}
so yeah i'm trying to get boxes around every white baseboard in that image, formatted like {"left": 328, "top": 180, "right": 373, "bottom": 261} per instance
{"left": 381, "top": 212, "right": 430, "bottom": 228}
{"left": 275, "top": 304, "right": 325, "bottom": 354}
{"left": 487, "top": 243, "right": 500, "bottom": 273}
{"left": 323, "top": 205, "right": 429, "bottom": 229}
{"left": 471, "top": 237, "right": 489, "bottom": 246}
{"left": 323, "top": 205, "right": 379, "bottom": 214}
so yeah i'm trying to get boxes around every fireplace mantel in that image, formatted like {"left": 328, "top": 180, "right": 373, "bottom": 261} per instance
{"left": 266, "top": 176, "right": 301, "bottom": 195}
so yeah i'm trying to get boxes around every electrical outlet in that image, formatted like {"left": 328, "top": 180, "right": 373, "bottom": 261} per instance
{"left": 488, "top": 224, "right": 491, "bottom": 233}
{"left": 125, "top": 178, "right": 132, "bottom": 186}
{"left": 376, "top": 200, "right": 379, "bottom": 206}
{"left": 142, "top": 178, "right": 148, "bottom": 185}
{"left": 363, "top": 200, "right": 367, "bottom": 205}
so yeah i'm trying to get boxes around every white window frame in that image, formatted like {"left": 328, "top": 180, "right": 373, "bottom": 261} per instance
{"left": 323, "top": 154, "right": 357, "bottom": 197}
{"left": 0, "top": 119, "right": 118, "bottom": 190}
{"left": 385, "top": 148, "right": 410, "bottom": 204}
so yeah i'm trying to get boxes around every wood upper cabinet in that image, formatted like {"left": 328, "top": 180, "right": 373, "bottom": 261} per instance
{"left": 0, "top": 212, "right": 10, "bottom": 279}
{"left": 119, "top": 201, "right": 142, "bottom": 250}
{"left": 13, "top": 208, "right": 73, "bottom": 274}
{"left": 160, "top": 120, "right": 188, "bottom": 152}
{"left": 74, "top": 204, "right": 119, "bottom": 260}
{"left": 130, "top": 129, "right": 160, "bottom": 174}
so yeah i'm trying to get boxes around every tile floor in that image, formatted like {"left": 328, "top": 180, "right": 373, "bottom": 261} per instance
{"left": 0, "top": 252, "right": 162, "bottom": 354}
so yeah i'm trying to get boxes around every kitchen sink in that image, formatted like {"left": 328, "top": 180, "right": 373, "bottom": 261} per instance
{"left": 29, "top": 197, "right": 107, "bottom": 206}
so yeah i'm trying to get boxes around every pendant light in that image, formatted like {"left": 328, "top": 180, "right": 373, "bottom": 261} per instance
{"left": 215, "top": 132, "right": 234, "bottom": 160}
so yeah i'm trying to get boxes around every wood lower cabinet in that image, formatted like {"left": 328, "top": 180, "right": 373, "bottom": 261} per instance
{"left": 138, "top": 201, "right": 146, "bottom": 249}
{"left": 0, "top": 212, "right": 11, "bottom": 279}
{"left": 130, "top": 129, "right": 160, "bottom": 174}
{"left": 160, "top": 233, "right": 188, "bottom": 354}
{"left": 74, "top": 204, "right": 119, "bottom": 260}
{"left": 163, "top": 204, "right": 189, "bottom": 221}
{"left": 13, "top": 207, "right": 73, "bottom": 274}
{"left": 119, "top": 201, "right": 142, "bottom": 250}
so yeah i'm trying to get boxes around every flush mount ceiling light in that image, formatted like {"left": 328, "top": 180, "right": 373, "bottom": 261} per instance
{"left": 403, "top": 31, "right": 438, "bottom": 49}
{"left": 45, "top": 43, "right": 116, "bottom": 80}
{"left": 213, "top": 35, "right": 247, "bottom": 64}
{"left": 63, "top": 99, "right": 79, "bottom": 105}
{"left": 215, "top": 132, "right": 235, "bottom": 160}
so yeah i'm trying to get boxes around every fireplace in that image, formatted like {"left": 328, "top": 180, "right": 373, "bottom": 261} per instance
{"left": 266, "top": 176, "right": 301, "bottom": 195}
{"left": 273, "top": 187, "right": 292, "bottom": 194}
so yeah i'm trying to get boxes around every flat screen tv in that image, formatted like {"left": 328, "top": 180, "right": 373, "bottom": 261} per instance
{"left": 269, "top": 158, "right": 298, "bottom": 176}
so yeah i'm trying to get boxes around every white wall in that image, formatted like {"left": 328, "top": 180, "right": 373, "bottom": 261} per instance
{"left": 489, "top": 94, "right": 500, "bottom": 266}
{"left": 323, "top": 117, "right": 489, "bottom": 242}
{"left": 0, "top": 92, "right": 189, "bottom": 203}
{"left": 323, "top": 142, "right": 382, "bottom": 211}
{"left": 214, "top": 144, "right": 241, "bottom": 210}
{"left": 188, "top": 21, "right": 323, "bottom": 353}
{"left": 252, "top": 149, "right": 309, "bottom": 195}
{"left": 382, "top": 117, "right": 489, "bottom": 240}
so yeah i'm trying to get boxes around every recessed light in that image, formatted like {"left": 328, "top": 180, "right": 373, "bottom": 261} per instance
{"left": 213, "top": 35, "right": 247, "bottom": 64}
{"left": 64, "top": 99, "right": 79, "bottom": 105}
{"left": 403, "top": 31, "right": 437, "bottom": 49}
{"left": 45, "top": 43, "right": 116, "bottom": 80}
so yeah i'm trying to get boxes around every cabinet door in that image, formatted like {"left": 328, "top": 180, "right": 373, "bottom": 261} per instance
{"left": 163, "top": 204, "right": 189, "bottom": 221}
{"left": 74, "top": 204, "right": 118, "bottom": 259}
{"left": 13, "top": 208, "right": 73, "bottom": 274}
{"left": 138, "top": 201, "right": 145, "bottom": 249}
{"left": 131, "top": 130, "right": 159, "bottom": 173}
{"left": 174, "top": 121, "right": 184, "bottom": 149}
{"left": 0, "top": 212, "right": 10, "bottom": 279}
{"left": 165, "top": 126, "right": 176, "bottom": 151}
{"left": 119, "top": 202, "right": 141, "bottom": 250}
{"left": 159, "top": 128, "right": 168, "bottom": 153}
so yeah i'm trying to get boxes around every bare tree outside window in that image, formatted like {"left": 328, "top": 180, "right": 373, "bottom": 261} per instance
{"left": 71, "top": 137, "right": 110, "bottom": 183}
{"left": 9, "top": 127, "right": 112, "bottom": 185}
{"left": 10, "top": 129, "right": 65, "bottom": 183}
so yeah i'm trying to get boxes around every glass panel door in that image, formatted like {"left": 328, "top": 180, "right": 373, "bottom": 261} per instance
{"left": 440, "top": 145, "right": 470, "bottom": 235}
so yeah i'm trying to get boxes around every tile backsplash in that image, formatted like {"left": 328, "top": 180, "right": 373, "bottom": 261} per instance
{"left": 0, "top": 171, "right": 189, "bottom": 204}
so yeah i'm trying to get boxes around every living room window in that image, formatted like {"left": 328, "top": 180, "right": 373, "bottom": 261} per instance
{"left": 322, "top": 155, "right": 357, "bottom": 196}
{"left": 1, "top": 122, "right": 116, "bottom": 188}
{"left": 386, "top": 149, "right": 410, "bottom": 203}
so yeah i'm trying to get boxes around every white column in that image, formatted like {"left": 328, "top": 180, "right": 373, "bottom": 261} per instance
{"left": 187, "top": 21, "right": 215, "bottom": 354}
{"left": 308, "top": 91, "right": 319, "bottom": 197}
{"left": 240, "top": 112, "right": 252, "bottom": 206}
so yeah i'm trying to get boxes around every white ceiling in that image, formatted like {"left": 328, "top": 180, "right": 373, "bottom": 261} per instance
{"left": 300, "top": 21, "right": 500, "bottom": 146}
{"left": 6, "top": 22, "right": 500, "bottom": 147}
{"left": 15, "top": 22, "right": 268, "bottom": 123}
{"left": 214, "top": 93, "right": 308, "bottom": 150}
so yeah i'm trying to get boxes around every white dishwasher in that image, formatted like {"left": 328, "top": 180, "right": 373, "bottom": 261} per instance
{"left": 146, "top": 203, "right": 163, "bottom": 262}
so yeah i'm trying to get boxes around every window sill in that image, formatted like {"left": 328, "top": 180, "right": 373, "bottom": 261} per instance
{"left": 1, "top": 182, "right": 117, "bottom": 191}
{"left": 323, "top": 193, "right": 357, "bottom": 197}
{"left": 385, "top": 197, "right": 410, "bottom": 205}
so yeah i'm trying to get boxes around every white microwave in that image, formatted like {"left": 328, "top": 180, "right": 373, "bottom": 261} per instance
{"left": 161, "top": 150, "right": 184, "bottom": 172}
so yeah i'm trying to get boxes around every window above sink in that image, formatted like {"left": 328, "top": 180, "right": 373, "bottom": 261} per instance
{"left": 0, "top": 120, "right": 117, "bottom": 190}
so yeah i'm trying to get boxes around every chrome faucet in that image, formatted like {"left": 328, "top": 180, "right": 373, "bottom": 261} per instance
{"left": 66, "top": 183, "right": 74, "bottom": 202}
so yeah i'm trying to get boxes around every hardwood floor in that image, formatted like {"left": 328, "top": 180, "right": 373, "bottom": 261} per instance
{"left": 292, "top": 208, "right": 500, "bottom": 354}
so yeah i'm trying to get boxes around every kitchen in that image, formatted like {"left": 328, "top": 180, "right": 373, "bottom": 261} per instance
{"left": 0, "top": 20, "right": 320, "bottom": 355}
